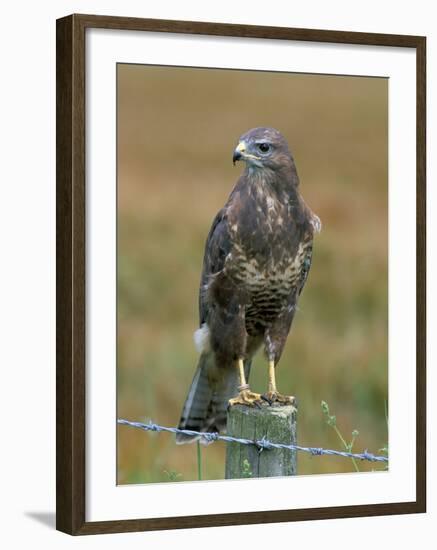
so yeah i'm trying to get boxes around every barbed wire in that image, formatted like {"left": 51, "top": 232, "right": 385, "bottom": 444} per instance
{"left": 117, "top": 418, "right": 388, "bottom": 463}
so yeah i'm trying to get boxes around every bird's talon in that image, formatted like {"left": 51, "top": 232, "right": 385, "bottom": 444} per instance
{"left": 228, "top": 388, "right": 263, "bottom": 408}
{"left": 261, "top": 393, "right": 273, "bottom": 406}
{"left": 261, "top": 391, "right": 295, "bottom": 406}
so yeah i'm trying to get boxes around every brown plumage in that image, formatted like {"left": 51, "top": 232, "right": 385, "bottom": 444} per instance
{"left": 176, "top": 127, "right": 320, "bottom": 444}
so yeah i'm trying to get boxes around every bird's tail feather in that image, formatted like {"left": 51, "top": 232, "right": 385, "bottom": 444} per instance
{"left": 176, "top": 353, "right": 252, "bottom": 445}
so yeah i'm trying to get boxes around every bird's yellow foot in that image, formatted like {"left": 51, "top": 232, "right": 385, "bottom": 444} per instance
{"left": 228, "top": 388, "right": 263, "bottom": 408}
{"left": 261, "top": 391, "right": 296, "bottom": 406}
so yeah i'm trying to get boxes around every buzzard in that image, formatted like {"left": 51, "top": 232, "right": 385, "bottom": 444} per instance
{"left": 176, "top": 127, "right": 320, "bottom": 444}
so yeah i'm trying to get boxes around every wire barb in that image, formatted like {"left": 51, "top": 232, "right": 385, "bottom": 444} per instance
{"left": 117, "top": 419, "right": 389, "bottom": 463}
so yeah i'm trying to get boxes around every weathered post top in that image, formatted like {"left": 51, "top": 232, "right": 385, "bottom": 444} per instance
{"left": 225, "top": 401, "right": 297, "bottom": 479}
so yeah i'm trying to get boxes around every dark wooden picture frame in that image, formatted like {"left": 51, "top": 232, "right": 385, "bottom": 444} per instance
{"left": 56, "top": 13, "right": 426, "bottom": 535}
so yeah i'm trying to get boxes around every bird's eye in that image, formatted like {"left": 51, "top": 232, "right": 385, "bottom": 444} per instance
{"left": 258, "top": 143, "right": 270, "bottom": 153}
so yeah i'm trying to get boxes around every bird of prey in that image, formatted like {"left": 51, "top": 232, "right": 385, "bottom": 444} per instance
{"left": 176, "top": 127, "right": 320, "bottom": 444}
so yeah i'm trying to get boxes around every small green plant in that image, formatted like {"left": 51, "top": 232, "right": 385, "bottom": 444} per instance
{"left": 379, "top": 444, "right": 389, "bottom": 456}
{"left": 379, "top": 400, "right": 389, "bottom": 470}
{"left": 163, "top": 469, "right": 183, "bottom": 482}
{"left": 241, "top": 459, "right": 253, "bottom": 478}
{"left": 321, "top": 400, "right": 360, "bottom": 472}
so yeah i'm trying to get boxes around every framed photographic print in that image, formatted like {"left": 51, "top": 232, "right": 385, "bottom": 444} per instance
{"left": 56, "top": 14, "right": 426, "bottom": 535}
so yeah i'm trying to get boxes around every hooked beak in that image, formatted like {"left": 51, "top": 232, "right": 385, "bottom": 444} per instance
{"left": 232, "top": 141, "right": 246, "bottom": 165}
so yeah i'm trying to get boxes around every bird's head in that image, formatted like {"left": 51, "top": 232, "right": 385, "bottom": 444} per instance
{"left": 232, "top": 127, "right": 294, "bottom": 174}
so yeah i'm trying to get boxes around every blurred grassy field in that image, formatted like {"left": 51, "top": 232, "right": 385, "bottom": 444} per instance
{"left": 116, "top": 64, "right": 388, "bottom": 484}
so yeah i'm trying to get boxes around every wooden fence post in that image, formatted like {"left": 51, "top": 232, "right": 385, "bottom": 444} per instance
{"left": 225, "top": 401, "right": 297, "bottom": 479}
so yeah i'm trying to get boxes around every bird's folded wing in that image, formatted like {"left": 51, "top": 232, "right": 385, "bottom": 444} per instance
{"left": 198, "top": 208, "right": 231, "bottom": 325}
